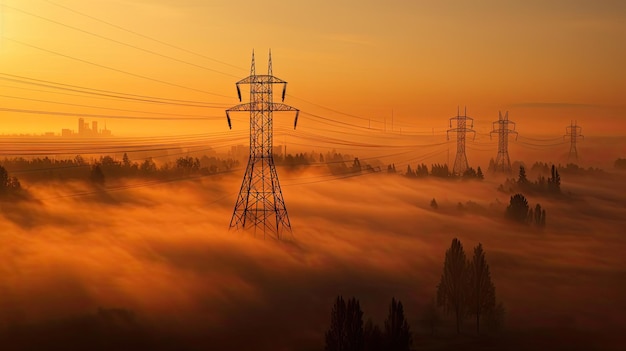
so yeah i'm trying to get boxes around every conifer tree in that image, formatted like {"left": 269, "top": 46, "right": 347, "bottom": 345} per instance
{"left": 468, "top": 244, "right": 496, "bottom": 334}
{"left": 437, "top": 238, "right": 470, "bottom": 333}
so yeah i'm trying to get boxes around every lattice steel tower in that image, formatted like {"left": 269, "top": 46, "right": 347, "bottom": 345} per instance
{"left": 225, "top": 50, "right": 300, "bottom": 238}
{"left": 489, "top": 111, "right": 518, "bottom": 173}
{"left": 447, "top": 107, "right": 476, "bottom": 175}
{"left": 564, "top": 121, "right": 583, "bottom": 162}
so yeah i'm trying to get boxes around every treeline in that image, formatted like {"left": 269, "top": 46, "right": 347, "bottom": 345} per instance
{"left": 506, "top": 193, "right": 547, "bottom": 228}
{"left": 388, "top": 163, "right": 484, "bottom": 181}
{"left": 274, "top": 151, "right": 355, "bottom": 168}
{"left": 0, "top": 165, "right": 23, "bottom": 199}
{"left": 498, "top": 165, "right": 561, "bottom": 196}
{"left": 0, "top": 154, "right": 240, "bottom": 183}
{"left": 276, "top": 151, "right": 382, "bottom": 175}
{"left": 559, "top": 163, "right": 606, "bottom": 176}
{"left": 0, "top": 150, "right": 384, "bottom": 185}
{"left": 325, "top": 296, "right": 412, "bottom": 351}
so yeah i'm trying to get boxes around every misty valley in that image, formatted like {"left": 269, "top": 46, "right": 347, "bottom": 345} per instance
{"left": 0, "top": 146, "right": 624, "bottom": 351}
{"left": 2, "top": 0, "right": 624, "bottom": 349}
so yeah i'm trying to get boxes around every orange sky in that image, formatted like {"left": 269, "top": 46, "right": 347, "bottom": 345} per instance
{"left": 1, "top": 0, "right": 625, "bottom": 137}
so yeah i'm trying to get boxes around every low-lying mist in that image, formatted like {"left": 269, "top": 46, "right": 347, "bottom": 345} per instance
{"left": 0, "top": 167, "right": 625, "bottom": 350}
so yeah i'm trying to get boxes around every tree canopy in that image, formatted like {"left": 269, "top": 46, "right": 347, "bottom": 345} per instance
{"left": 325, "top": 296, "right": 364, "bottom": 351}
{"left": 384, "top": 298, "right": 412, "bottom": 351}
{"left": 437, "top": 238, "right": 470, "bottom": 333}
{"left": 468, "top": 243, "right": 496, "bottom": 334}
{"left": 506, "top": 193, "right": 529, "bottom": 223}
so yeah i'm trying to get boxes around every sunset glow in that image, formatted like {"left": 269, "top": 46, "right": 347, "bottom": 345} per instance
{"left": 0, "top": 1, "right": 624, "bottom": 350}
{"left": 0, "top": 0, "right": 624, "bottom": 137}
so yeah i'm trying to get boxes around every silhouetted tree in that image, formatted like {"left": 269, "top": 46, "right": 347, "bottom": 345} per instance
{"left": 325, "top": 296, "right": 364, "bottom": 351}
{"left": 476, "top": 166, "right": 484, "bottom": 180}
{"left": 405, "top": 165, "right": 415, "bottom": 178}
{"left": 0, "top": 166, "right": 10, "bottom": 194}
{"left": 437, "top": 238, "right": 470, "bottom": 333}
{"left": 430, "top": 198, "right": 438, "bottom": 210}
{"left": 74, "top": 154, "right": 86, "bottom": 166}
{"left": 363, "top": 319, "right": 383, "bottom": 351}
{"left": 416, "top": 163, "right": 429, "bottom": 177}
{"left": 468, "top": 243, "right": 496, "bottom": 334}
{"left": 0, "top": 165, "right": 21, "bottom": 196}
{"left": 506, "top": 194, "right": 529, "bottom": 223}
{"left": 541, "top": 209, "right": 546, "bottom": 227}
{"left": 140, "top": 158, "right": 157, "bottom": 174}
{"left": 122, "top": 153, "right": 131, "bottom": 167}
{"left": 352, "top": 158, "right": 362, "bottom": 173}
{"left": 462, "top": 167, "right": 477, "bottom": 180}
{"left": 100, "top": 155, "right": 118, "bottom": 167}
{"left": 547, "top": 165, "right": 561, "bottom": 193}
{"left": 517, "top": 166, "right": 528, "bottom": 185}
{"left": 90, "top": 164, "right": 105, "bottom": 185}
{"left": 176, "top": 156, "right": 200, "bottom": 172}
{"left": 420, "top": 298, "right": 440, "bottom": 336}
{"left": 384, "top": 298, "right": 412, "bottom": 351}
{"left": 431, "top": 163, "right": 451, "bottom": 178}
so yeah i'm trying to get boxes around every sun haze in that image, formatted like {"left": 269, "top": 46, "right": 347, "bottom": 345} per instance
{"left": 0, "top": 1, "right": 625, "bottom": 350}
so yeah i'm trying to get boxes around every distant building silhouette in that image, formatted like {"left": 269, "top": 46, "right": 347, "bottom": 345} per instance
{"left": 62, "top": 118, "right": 112, "bottom": 137}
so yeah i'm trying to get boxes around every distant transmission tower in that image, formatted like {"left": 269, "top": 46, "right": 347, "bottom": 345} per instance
{"left": 564, "top": 121, "right": 583, "bottom": 162}
{"left": 489, "top": 111, "right": 518, "bottom": 173}
{"left": 225, "top": 50, "right": 300, "bottom": 238}
{"left": 447, "top": 107, "right": 476, "bottom": 175}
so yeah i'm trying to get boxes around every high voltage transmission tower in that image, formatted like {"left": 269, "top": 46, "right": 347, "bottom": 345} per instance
{"left": 564, "top": 121, "right": 583, "bottom": 162}
{"left": 489, "top": 111, "right": 518, "bottom": 173}
{"left": 225, "top": 50, "right": 299, "bottom": 239}
{"left": 447, "top": 107, "right": 475, "bottom": 175}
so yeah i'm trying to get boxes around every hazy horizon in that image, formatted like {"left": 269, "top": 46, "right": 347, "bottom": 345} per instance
{"left": 1, "top": 0, "right": 625, "bottom": 350}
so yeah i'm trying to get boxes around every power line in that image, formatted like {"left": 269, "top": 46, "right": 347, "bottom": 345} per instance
{"left": 5, "top": 38, "right": 233, "bottom": 98}
{"left": 4, "top": 3, "right": 240, "bottom": 79}
{"left": 35, "top": 0, "right": 420, "bottom": 137}
{"left": 0, "top": 73, "right": 226, "bottom": 107}
{"left": 43, "top": 0, "right": 246, "bottom": 72}
{"left": 0, "top": 107, "right": 222, "bottom": 121}
{"left": 288, "top": 94, "right": 429, "bottom": 131}
{"left": 0, "top": 94, "right": 224, "bottom": 118}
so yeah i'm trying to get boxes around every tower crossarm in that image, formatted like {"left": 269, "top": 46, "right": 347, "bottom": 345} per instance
{"left": 490, "top": 127, "right": 518, "bottom": 140}
{"left": 236, "top": 75, "right": 287, "bottom": 85}
{"left": 448, "top": 116, "right": 474, "bottom": 126}
{"left": 447, "top": 128, "right": 476, "bottom": 141}
{"left": 225, "top": 103, "right": 300, "bottom": 129}
{"left": 563, "top": 133, "right": 584, "bottom": 141}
